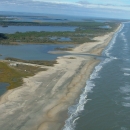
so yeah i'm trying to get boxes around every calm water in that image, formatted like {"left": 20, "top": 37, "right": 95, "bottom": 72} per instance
{"left": 63, "top": 22, "right": 130, "bottom": 130}
{"left": 0, "top": 44, "right": 73, "bottom": 60}
{"left": 0, "top": 83, "right": 8, "bottom": 96}
{"left": 0, "top": 26, "right": 77, "bottom": 34}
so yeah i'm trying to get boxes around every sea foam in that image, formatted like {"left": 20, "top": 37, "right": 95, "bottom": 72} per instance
{"left": 120, "top": 85, "right": 130, "bottom": 93}
{"left": 123, "top": 68, "right": 130, "bottom": 71}
{"left": 122, "top": 102, "right": 130, "bottom": 107}
{"left": 104, "top": 24, "right": 124, "bottom": 60}
{"left": 123, "top": 97, "right": 130, "bottom": 100}
{"left": 124, "top": 73, "right": 130, "bottom": 76}
{"left": 121, "top": 31, "right": 127, "bottom": 43}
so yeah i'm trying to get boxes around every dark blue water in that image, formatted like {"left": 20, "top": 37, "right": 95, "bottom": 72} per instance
{"left": 0, "top": 83, "right": 8, "bottom": 96}
{"left": 0, "top": 26, "right": 77, "bottom": 34}
{"left": 63, "top": 23, "right": 130, "bottom": 130}
{"left": 0, "top": 44, "right": 73, "bottom": 60}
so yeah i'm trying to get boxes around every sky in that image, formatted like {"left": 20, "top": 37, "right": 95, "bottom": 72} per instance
{"left": 0, "top": 0, "right": 130, "bottom": 19}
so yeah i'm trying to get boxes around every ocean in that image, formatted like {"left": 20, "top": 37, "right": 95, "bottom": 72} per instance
{"left": 63, "top": 22, "right": 130, "bottom": 130}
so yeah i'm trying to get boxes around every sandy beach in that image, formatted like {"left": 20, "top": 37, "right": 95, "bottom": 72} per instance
{"left": 0, "top": 24, "right": 121, "bottom": 130}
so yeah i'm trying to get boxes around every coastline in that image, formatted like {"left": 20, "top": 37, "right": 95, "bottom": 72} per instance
{"left": 0, "top": 24, "right": 122, "bottom": 130}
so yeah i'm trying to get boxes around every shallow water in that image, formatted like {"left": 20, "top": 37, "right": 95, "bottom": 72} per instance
{"left": 0, "top": 83, "right": 8, "bottom": 96}
{"left": 63, "top": 23, "right": 130, "bottom": 130}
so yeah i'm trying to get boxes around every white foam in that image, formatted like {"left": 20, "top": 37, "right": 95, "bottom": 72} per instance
{"left": 95, "top": 66, "right": 102, "bottom": 72}
{"left": 73, "top": 117, "right": 80, "bottom": 124}
{"left": 121, "top": 32, "right": 124, "bottom": 36}
{"left": 89, "top": 65, "right": 103, "bottom": 79}
{"left": 103, "top": 58, "right": 112, "bottom": 63}
{"left": 123, "top": 97, "right": 130, "bottom": 100}
{"left": 123, "top": 68, "right": 130, "bottom": 71}
{"left": 121, "top": 31, "right": 127, "bottom": 43}
{"left": 124, "top": 73, "right": 130, "bottom": 76}
{"left": 120, "top": 85, "right": 130, "bottom": 93}
{"left": 122, "top": 102, "right": 130, "bottom": 107}
{"left": 64, "top": 80, "right": 95, "bottom": 129}
{"left": 104, "top": 24, "right": 124, "bottom": 59}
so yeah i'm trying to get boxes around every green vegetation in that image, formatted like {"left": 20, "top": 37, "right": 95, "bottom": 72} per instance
{"left": 55, "top": 47, "right": 73, "bottom": 51}
{"left": 0, "top": 21, "right": 120, "bottom": 44}
{"left": 0, "top": 61, "right": 46, "bottom": 90}
{"left": 0, "top": 33, "right": 7, "bottom": 40}
{"left": 68, "top": 57, "right": 76, "bottom": 59}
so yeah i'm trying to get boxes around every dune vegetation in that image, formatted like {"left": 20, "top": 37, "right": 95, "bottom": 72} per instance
{"left": 0, "top": 61, "right": 47, "bottom": 89}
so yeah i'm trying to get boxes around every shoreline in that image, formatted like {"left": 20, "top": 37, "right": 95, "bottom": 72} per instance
{"left": 0, "top": 24, "right": 122, "bottom": 130}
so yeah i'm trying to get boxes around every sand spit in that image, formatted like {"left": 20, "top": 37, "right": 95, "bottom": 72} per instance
{"left": 0, "top": 24, "right": 121, "bottom": 130}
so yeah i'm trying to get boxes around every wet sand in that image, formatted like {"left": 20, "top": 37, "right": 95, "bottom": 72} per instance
{"left": 0, "top": 24, "right": 121, "bottom": 130}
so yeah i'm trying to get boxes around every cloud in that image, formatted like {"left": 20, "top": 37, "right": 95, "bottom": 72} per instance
{"left": 0, "top": 0, "right": 130, "bottom": 19}
{"left": 1, "top": 0, "right": 130, "bottom": 11}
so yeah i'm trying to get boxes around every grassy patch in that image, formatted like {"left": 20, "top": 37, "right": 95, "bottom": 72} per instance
{"left": 68, "top": 57, "right": 76, "bottom": 59}
{"left": 0, "top": 62, "right": 46, "bottom": 90}
{"left": 55, "top": 47, "right": 73, "bottom": 51}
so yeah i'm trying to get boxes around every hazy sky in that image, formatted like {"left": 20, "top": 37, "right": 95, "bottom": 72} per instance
{"left": 0, "top": 0, "right": 130, "bottom": 19}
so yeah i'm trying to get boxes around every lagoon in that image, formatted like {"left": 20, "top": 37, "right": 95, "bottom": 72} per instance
{"left": 0, "top": 44, "right": 73, "bottom": 60}
{"left": 0, "top": 26, "right": 77, "bottom": 34}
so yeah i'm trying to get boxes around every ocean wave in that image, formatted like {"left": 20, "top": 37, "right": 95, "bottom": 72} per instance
{"left": 63, "top": 80, "right": 95, "bottom": 130}
{"left": 63, "top": 23, "right": 125, "bottom": 130}
{"left": 124, "top": 73, "right": 130, "bottom": 76}
{"left": 122, "top": 68, "right": 130, "bottom": 74}
{"left": 123, "top": 68, "right": 130, "bottom": 71}
{"left": 122, "top": 102, "right": 130, "bottom": 107}
{"left": 123, "top": 97, "right": 130, "bottom": 100}
{"left": 125, "top": 59, "right": 130, "bottom": 61}
{"left": 120, "top": 85, "right": 130, "bottom": 93}
{"left": 104, "top": 24, "right": 124, "bottom": 58}
{"left": 120, "top": 31, "right": 127, "bottom": 43}
{"left": 121, "top": 32, "right": 124, "bottom": 36}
